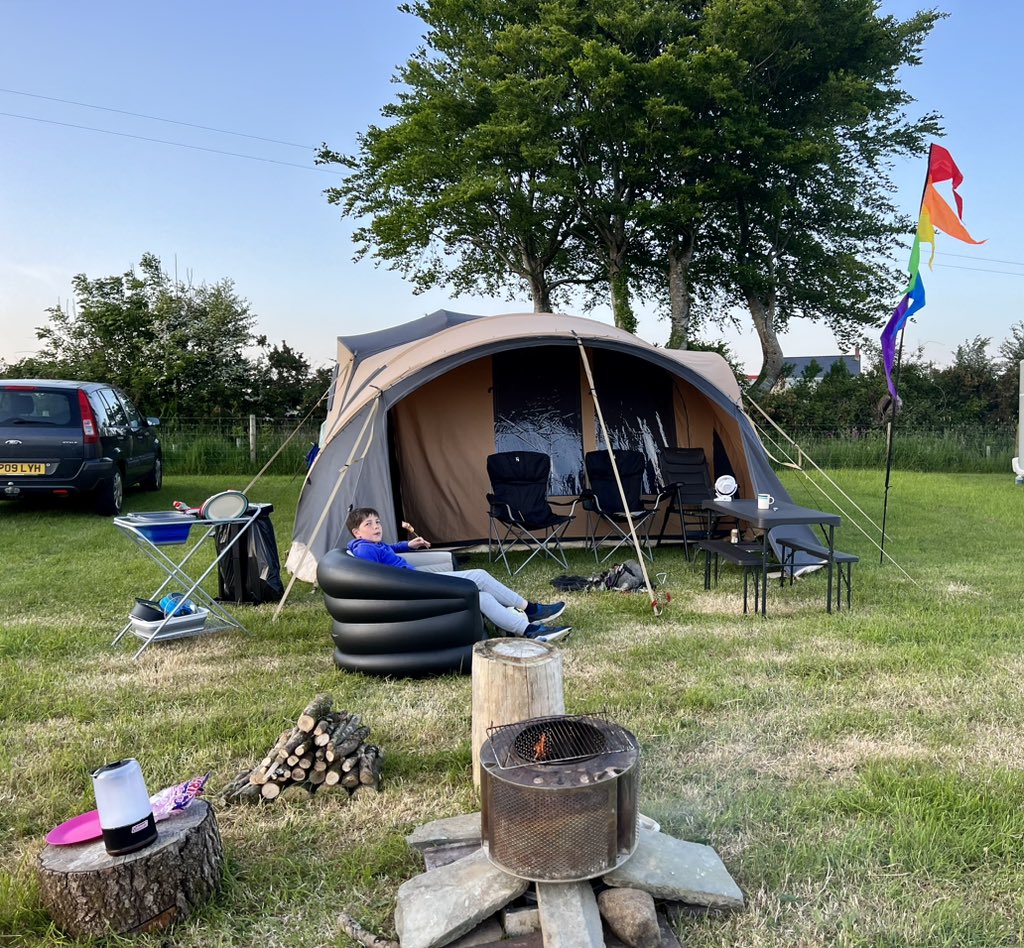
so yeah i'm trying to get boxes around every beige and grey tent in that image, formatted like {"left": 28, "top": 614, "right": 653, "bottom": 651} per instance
{"left": 286, "top": 310, "right": 804, "bottom": 582}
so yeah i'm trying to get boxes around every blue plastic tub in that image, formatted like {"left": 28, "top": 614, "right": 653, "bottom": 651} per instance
{"left": 136, "top": 521, "right": 194, "bottom": 545}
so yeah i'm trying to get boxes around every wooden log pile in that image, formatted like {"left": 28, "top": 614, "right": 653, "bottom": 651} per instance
{"left": 221, "top": 693, "right": 382, "bottom": 805}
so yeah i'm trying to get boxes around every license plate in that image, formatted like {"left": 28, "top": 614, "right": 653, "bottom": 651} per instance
{"left": 0, "top": 462, "right": 47, "bottom": 475}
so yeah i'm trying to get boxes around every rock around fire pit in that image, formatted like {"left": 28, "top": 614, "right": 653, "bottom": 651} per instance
{"left": 397, "top": 811, "right": 744, "bottom": 948}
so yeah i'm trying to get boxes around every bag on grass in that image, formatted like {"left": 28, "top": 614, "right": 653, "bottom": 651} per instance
{"left": 552, "top": 559, "right": 647, "bottom": 593}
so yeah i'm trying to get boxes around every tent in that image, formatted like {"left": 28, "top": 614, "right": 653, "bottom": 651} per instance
{"left": 286, "top": 310, "right": 811, "bottom": 582}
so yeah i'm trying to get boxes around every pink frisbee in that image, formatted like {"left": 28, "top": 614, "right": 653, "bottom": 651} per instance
{"left": 46, "top": 809, "right": 102, "bottom": 845}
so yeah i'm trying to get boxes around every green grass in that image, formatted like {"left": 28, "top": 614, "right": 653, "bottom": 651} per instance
{"left": 2, "top": 470, "right": 1024, "bottom": 946}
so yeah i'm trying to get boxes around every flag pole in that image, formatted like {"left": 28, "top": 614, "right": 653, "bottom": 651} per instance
{"left": 879, "top": 144, "right": 933, "bottom": 564}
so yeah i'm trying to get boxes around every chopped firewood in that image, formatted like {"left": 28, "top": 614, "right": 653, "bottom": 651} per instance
{"left": 297, "top": 693, "right": 334, "bottom": 732}
{"left": 329, "top": 726, "right": 369, "bottom": 762}
{"left": 359, "top": 745, "right": 382, "bottom": 787}
{"left": 222, "top": 695, "right": 382, "bottom": 805}
{"left": 337, "top": 911, "right": 398, "bottom": 948}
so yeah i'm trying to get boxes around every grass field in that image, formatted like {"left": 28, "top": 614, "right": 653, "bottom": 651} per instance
{"left": 1, "top": 469, "right": 1023, "bottom": 947}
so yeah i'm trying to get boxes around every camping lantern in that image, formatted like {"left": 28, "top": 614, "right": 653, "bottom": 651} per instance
{"left": 91, "top": 759, "right": 158, "bottom": 856}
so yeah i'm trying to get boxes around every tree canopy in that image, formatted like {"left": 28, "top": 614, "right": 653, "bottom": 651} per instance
{"left": 1, "top": 254, "right": 329, "bottom": 419}
{"left": 322, "top": 0, "right": 941, "bottom": 389}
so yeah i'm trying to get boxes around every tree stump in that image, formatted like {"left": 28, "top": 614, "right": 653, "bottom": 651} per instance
{"left": 471, "top": 637, "right": 564, "bottom": 789}
{"left": 37, "top": 800, "right": 223, "bottom": 937}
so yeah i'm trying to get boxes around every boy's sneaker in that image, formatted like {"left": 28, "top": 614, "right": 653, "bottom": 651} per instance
{"left": 524, "top": 601, "right": 566, "bottom": 623}
{"left": 524, "top": 623, "right": 572, "bottom": 644}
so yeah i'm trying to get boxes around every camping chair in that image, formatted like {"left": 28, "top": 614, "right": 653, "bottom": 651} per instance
{"left": 486, "top": 451, "right": 578, "bottom": 576}
{"left": 655, "top": 447, "right": 719, "bottom": 560}
{"left": 580, "top": 449, "right": 667, "bottom": 563}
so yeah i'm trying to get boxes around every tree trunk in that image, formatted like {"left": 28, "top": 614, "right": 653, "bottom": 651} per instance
{"left": 471, "top": 638, "right": 565, "bottom": 790}
{"left": 666, "top": 235, "right": 695, "bottom": 350}
{"left": 608, "top": 258, "right": 636, "bottom": 333}
{"left": 37, "top": 801, "right": 222, "bottom": 938}
{"left": 745, "top": 289, "right": 785, "bottom": 393}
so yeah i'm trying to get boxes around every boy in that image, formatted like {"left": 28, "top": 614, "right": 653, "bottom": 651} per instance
{"left": 345, "top": 507, "right": 572, "bottom": 643}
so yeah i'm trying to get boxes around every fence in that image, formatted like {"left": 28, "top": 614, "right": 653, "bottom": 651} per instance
{"left": 159, "top": 416, "right": 320, "bottom": 476}
{"left": 776, "top": 425, "right": 1017, "bottom": 474}
{"left": 157, "top": 417, "right": 1016, "bottom": 477}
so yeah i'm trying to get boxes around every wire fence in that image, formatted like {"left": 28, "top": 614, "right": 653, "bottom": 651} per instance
{"left": 156, "top": 417, "right": 1019, "bottom": 477}
{"left": 159, "top": 416, "right": 319, "bottom": 476}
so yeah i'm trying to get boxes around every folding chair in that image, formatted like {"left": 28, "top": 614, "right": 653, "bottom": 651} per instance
{"left": 581, "top": 449, "right": 666, "bottom": 563}
{"left": 655, "top": 447, "right": 718, "bottom": 560}
{"left": 486, "top": 451, "right": 577, "bottom": 576}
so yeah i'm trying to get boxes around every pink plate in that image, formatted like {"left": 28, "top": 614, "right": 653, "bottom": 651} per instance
{"left": 46, "top": 809, "right": 102, "bottom": 845}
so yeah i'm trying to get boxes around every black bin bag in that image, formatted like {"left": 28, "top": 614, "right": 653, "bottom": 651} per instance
{"left": 215, "top": 506, "right": 284, "bottom": 604}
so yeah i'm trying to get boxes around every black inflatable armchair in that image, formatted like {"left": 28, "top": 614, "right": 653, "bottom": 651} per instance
{"left": 317, "top": 549, "right": 486, "bottom": 677}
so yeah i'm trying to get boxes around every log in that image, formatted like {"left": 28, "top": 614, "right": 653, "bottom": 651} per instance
{"left": 297, "top": 693, "right": 334, "bottom": 732}
{"left": 324, "top": 765, "right": 342, "bottom": 786}
{"left": 261, "top": 782, "right": 281, "bottom": 800}
{"left": 337, "top": 910, "right": 399, "bottom": 948}
{"left": 359, "top": 746, "right": 382, "bottom": 787}
{"left": 37, "top": 801, "right": 223, "bottom": 938}
{"left": 470, "top": 637, "right": 564, "bottom": 789}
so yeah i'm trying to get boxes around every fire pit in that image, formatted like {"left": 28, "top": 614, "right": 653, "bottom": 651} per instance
{"left": 479, "top": 713, "right": 639, "bottom": 882}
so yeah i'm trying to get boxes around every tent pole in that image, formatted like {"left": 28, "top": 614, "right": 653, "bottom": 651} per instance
{"left": 573, "top": 333, "right": 661, "bottom": 613}
{"left": 879, "top": 326, "right": 906, "bottom": 564}
{"left": 273, "top": 396, "right": 382, "bottom": 620}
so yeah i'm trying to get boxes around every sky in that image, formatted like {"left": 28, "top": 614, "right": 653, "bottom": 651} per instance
{"left": 1, "top": 1, "right": 1019, "bottom": 376}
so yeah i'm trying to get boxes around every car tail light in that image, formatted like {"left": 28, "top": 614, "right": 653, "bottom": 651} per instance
{"left": 78, "top": 390, "right": 99, "bottom": 444}
{"left": 3, "top": 384, "right": 37, "bottom": 390}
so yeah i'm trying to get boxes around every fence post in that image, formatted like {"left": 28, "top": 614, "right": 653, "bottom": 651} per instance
{"left": 249, "top": 414, "right": 257, "bottom": 464}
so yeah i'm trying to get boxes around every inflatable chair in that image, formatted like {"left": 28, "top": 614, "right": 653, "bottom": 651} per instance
{"left": 317, "top": 549, "right": 486, "bottom": 676}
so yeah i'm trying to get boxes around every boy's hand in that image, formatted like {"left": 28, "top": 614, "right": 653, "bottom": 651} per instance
{"left": 409, "top": 536, "right": 431, "bottom": 549}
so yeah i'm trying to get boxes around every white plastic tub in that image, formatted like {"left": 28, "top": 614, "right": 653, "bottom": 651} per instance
{"left": 129, "top": 607, "right": 209, "bottom": 641}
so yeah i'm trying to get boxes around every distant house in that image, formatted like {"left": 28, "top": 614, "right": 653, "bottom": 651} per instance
{"left": 747, "top": 348, "right": 861, "bottom": 388}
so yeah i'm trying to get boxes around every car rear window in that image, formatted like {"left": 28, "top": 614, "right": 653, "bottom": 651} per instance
{"left": 0, "top": 388, "right": 81, "bottom": 428}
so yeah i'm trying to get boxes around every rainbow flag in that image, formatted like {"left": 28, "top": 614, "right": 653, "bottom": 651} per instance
{"left": 881, "top": 145, "right": 983, "bottom": 401}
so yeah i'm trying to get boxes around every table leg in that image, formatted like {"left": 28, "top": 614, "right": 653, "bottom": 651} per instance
{"left": 761, "top": 531, "right": 769, "bottom": 616}
{"left": 826, "top": 524, "right": 835, "bottom": 615}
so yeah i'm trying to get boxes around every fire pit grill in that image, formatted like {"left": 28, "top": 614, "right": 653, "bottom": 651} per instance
{"left": 480, "top": 713, "right": 640, "bottom": 881}
{"left": 486, "top": 712, "right": 632, "bottom": 769}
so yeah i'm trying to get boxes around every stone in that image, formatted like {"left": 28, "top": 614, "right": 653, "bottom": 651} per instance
{"left": 423, "top": 843, "right": 481, "bottom": 871}
{"left": 406, "top": 812, "right": 482, "bottom": 851}
{"left": 394, "top": 848, "right": 528, "bottom": 948}
{"left": 604, "top": 912, "right": 682, "bottom": 948}
{"left": 602, "top": 827, "right": 743, "bottom": 910}
{"left": 447, "top": 916, "right": 504, "bottom": 947}
{"left": 502, "top": 903, "right": 541, "bottom": 936}
{"left": 597, "top": 888, "right": 660, "bottom": 948}
{"left": 536, "top": 881, "right": 606, "bottom": 948}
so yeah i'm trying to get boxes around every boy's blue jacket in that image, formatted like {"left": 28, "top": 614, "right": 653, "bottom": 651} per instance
{"left": 347, "top": 537, "right": 415, "bottom": 570}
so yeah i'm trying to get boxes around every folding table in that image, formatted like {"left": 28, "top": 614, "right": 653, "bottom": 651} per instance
{"left": 702, "top": 499, "right": 841, "bottom": 616}
{"left": 111, "top": 504, "right": 273, "bottom": 658}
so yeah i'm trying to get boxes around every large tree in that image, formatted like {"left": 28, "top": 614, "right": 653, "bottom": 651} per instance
{"left": 689, "top": 0, "right": 941, "bottom": 390}
{"left": 326, "top": 0, "right": 939, "bottom": 373}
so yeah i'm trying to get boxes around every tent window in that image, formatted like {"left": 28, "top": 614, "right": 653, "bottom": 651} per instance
{"left": 493, "top": 348, "right": 583, "bottom": 495}
{"left": 591, "top": 349, "right": 674, "bottom": 492}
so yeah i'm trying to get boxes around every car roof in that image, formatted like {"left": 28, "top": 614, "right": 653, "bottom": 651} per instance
{"left": 0, "top": 379, "right": 109, "bottom": 391}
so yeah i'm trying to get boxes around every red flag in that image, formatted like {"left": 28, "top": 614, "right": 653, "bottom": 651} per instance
{"left": 928, "top": 144, "right": 966, "bottom": 217}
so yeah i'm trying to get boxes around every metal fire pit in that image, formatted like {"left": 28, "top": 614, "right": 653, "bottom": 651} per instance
{"left": 479, "top": 713, "right": 639, "bottom": 882}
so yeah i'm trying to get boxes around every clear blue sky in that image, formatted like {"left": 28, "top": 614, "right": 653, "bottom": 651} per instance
{"left": 1, "top": 1, "right": 1018, "bottom": 374}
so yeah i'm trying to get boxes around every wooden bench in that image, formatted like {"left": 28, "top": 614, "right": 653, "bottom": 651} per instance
{"left": 776, "top": 538, "right": 858, "bottom": 610}
{"left": 698, "top": 539, "right": 768, "bottom": 614}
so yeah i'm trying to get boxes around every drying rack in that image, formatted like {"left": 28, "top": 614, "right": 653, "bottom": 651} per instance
{"left": 111, "top": 504, "right": 272, "bottom": 658}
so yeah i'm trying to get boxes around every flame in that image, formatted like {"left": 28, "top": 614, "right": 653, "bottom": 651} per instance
{"left": 533, "top": 731, "right": 550, "bottom": 760}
